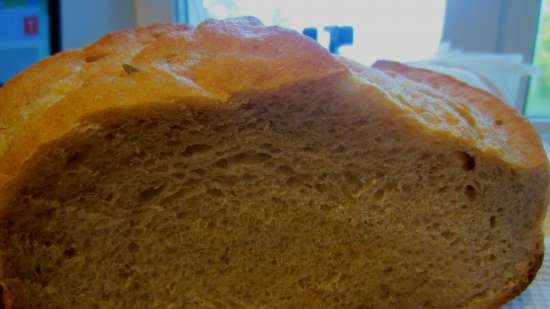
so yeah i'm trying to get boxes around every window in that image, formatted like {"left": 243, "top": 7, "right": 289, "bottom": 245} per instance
{"left": 526, "top": 0, "right": 550, "bottom": 116}
{"left": 0, "top": 0, "right": 58, "bottom": 84}
{"left": 178, "top": 0, "right": 446, "bottom": 65}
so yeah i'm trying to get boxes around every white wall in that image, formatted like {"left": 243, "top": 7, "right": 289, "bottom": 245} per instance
{"left": 60, "top": 0, "right": 137, "bottom": 50}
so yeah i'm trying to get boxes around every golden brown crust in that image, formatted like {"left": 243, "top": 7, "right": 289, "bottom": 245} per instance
{"left": 371, "top": 60, "right": 548, "bottom": 309}
{"left": 372, "top": 60, "right": 547, "bottom": 169}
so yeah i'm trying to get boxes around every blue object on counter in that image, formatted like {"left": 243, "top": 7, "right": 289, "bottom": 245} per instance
{"left": 302, "top": 27, "right": 318, "bottom": 41}
{"left": 324, "top": 25, "right": 354, "bottom": 54}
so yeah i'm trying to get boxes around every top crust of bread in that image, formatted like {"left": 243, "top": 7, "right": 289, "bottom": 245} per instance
{"left": 0, "top": 16, "right": 546, "bottom": 194}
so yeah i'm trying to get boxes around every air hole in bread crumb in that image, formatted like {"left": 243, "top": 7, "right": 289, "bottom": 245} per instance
{"left": 314, "top": 183, "right": 327, "bottom": 193}
{"left": 127, "top": 242, "right": 140, "bottom": 253}
{"left": 104, "top": 132, "right": 116, "bottom": 141}
{"left": 63, "top": 247, "right": 77, "bottom": 258}
{"left": 286, "top": 175, "right": 307, "bottom": 186}
{"left": 379, "top": 284, "right": 391, "bottom": 298}
{"left": 182, "top": 144, "right": 212, "bottom": 157}
{"left": 334, "top": 145, "right": 346, "bottom": 153}
{"left": 0, "top": 283, "right": 13, "bottom": 309}
{"left": 319, "top": 203, "right": 336, "bottom": 211}
{"left": 102, "top": 192, "right": 114, "bottom": 202}
{"left": 0, "top": 285, "right": 4, "bottom": 309}
{"left": 383, "top": 267, "right": 394, "bottom": 273}
{"left": 259, "top": 143, "right": 276, "bottom": 151}
{"left": 138, "top": 185, "right": 165, "bottom": 202}
{"left": 34, "top": 208, "right": 55, "bottom": 220}
{"left": 449, "top": 238, "right": 461, "bottom": 247}
{"left": 490, "top": 216, "right": 496, "bottom": 227}
{"left": 214, "top": 158, "right": 228, "bottom": 169}
{"left": 457, "top": 151, "right": 476, "bottom": 171}
{"left": 34, "top": 266, "right": 42, "bottom": 275}
{"left": 65, "top": 151, "right": 88, "bottom": 169}
{"left": 495, "top": 119, "right": 503, "bottom": 126}
{"left": 400, "top": 183, "right": 412, "bottom": 193}
{"left": 373, "top": 189, "right": 384, "bottom": 201}
{"left": 465, "top": 185, "right": 476, "bottom": 201}
{"left": 441, "top": 230, "right": 455, "bottom": 240}
{"left": 206, "top": 188, "right": 223, "bottom": 197}
{"left": 227, "top": 152, "right": 271, "bottom": 165}
{"left": 191, "top": 168, "right": 206, "bottom": 175}
{"left": 276, "top": 165, "right": 293, "bottom": 174}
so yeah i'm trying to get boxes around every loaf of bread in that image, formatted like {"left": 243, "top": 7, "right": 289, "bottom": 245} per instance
{"left": 0, "top": 17, "right": 547, "bottom": 309}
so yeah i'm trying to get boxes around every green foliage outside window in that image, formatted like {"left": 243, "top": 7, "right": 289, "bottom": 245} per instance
{"left": 526, "top": 1, "right": 550, "bottom": 116}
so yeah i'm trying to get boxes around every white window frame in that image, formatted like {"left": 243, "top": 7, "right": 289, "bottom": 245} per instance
{"left": 443, "top": 0, "right": 550, "bottom": 140}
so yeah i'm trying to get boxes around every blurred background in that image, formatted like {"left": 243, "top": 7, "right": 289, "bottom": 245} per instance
{"left": 0, "top": 0, "right": 549, "bottom": 132}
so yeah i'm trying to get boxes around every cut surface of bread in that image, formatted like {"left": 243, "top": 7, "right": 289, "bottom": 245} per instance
{"left": 0, "top": 17, "right": 548, "bottom": 309}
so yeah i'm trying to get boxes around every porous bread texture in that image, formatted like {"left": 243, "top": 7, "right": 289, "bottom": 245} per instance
{"left": 0, "top": 17, "right": 548, "bottom": 309}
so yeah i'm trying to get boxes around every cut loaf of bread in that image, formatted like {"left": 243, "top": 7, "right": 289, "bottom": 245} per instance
{"left": 0, "top": 17, "right": 548, "bottom": 309}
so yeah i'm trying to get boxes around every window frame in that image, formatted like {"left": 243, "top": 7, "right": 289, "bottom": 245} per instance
{"left": 443, "top": 0, "right": 548, "bottom": 128}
